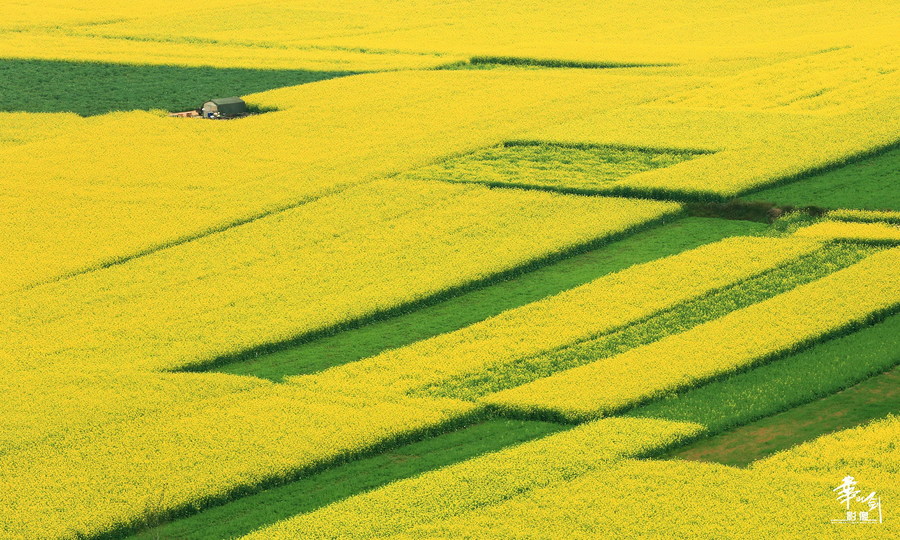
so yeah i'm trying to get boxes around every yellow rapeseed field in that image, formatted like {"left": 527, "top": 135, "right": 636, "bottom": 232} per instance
{"left": 4, "top": 0, "right": 898, "bottom": 537}
{"left": 0, "top": 384, "right": 474, "bottom": 538}
{"left": 793, "top": 220, "right": 900, "bottom": 243}
{"left": 293, "top": 237, "right": 819, "bottom": 399}
{"left": 0, "top": 69, "right": 689, "bottom": 295}
{"left": 486, "top": 247, "right": 900, "bottom": 420}
{"left": 4, "top": 1, "right": 896, "bottom": 69}
{"left": 244, "top": 416, "right": 899, "bottom": 539}
{"left": 3, "top": 180, "right": 673, "bottom": 374}
{"left": 240, "top": 417, "right": 704, "bottom": 539}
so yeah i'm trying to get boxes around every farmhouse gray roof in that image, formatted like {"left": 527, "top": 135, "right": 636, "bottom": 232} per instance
{"left": 205, "top": 97, "right": 247, "bottom": 115}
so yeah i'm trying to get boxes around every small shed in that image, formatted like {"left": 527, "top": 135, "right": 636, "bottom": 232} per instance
{"left": 201, "top": 97, "right": 248, "bottom": 118}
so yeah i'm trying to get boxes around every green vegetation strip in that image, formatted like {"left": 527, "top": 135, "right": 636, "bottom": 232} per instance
{"left": 631, "top": 312, "right": 900, "bottom": 431}
{"left": 745, "top": 145, "right": 900, "bottom": 211}
{"left": 425, "top": 243, "right": 876, "bottom": 401}
{"left": 126, "top": 419, "right": 563, "bottom": 540}
{"left": 401, "top": 141, "right": 704, "bottom": 193}
{"left": 217, "top": 218, "right": 762, "bottom": 380}
{"left": 469, "top": 56, "right": 666, "bottom": 69}
{"left": 667, "top": 368, "right": 899, "bottom": 467}
{"left": 0, "top": 58, "right": 352, "bottom": 116}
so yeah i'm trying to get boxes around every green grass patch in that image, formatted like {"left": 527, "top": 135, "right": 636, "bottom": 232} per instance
{"left": 216, "top": 218, "right": 763, "bottom": 380}
{"left": 744, "top": 146, "right": 900, "bottom": 211}
{"left": 629, "top": 312, "right": 900, "bottom": 439}
{"left": 400, "top": 141, "right": 706, "bottom": 192}
{"left": 661, "top": 364, "right": 900, "bottom": 467}
{"left": 0, "top": 58, "right": 353, "bottom": 116}
{"left": 424, "top": 243, "right": 876, "bottom": 401}
{"left": 126, "top": 419, "right": 563, "bottom": 540}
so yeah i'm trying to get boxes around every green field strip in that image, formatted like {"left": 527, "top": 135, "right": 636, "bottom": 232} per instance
{"left": 630, "top": 311, "right": 900, "bottom": 430}
{"left": 0, "top": 58, "right": 353, "bottom": 116}
{"left": 400, "top": 141, "right": 707, "bottom": 194}
{"left": 744, "top": 145, "right": 900, "bottom": 211}
{"left": 424, "top": 243, "right": 876, "bottom": 401}
{"left": 215, "top": 217, "right": 762, "bottom": 380}
{"left": 471, "top": 56, "right": 670, "bottom": 69}
{"left": 124, "top": 419, "right": 564, "bottom": 540}
{"left": 436, "top": 56, "right": 672, "bottom": 70}
{"left": 663, "top": 366, "right": 900, "bottom": 468}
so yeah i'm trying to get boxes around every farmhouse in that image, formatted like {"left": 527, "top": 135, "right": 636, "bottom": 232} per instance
{"left": 201, "top": 97, "right": 248, "bottom": 119}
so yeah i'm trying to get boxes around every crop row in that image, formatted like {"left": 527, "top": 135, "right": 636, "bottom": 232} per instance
{"left": 3, "top": 180, "right": 675, "bottom": 375}
{"left": 426, "top": 243, "right": 873, "bottom": 400}
{"left": 793, "top": 220, "right": 900, "bottom": 243}
{"left": 827, "top": 208, "right": 900, "bottom": 224}
{"left": 218, "top": 218, "right": 763, "bottom": 380}
{"left": 293, "top": 236, "right": 819, "bottom": 399}
{"left": 389, "top": 413, "right": 899, "bottom": 540}
{"left": 629, "top": 312, "right": 900, "bottom": 433}
{"left": 240, "top": 417, "right": 702, "bottom": 539}
{"left": 241, "top": 414, "right": 900, "bottom": 539}
{"left": 483, "top": 247, "right": 900, "bottom": 421}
